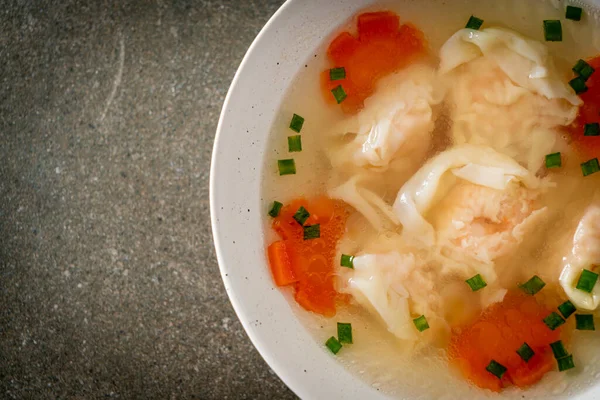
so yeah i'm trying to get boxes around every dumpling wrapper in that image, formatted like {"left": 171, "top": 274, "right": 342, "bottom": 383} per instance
{"left": 560, "top": 204, "right": 600, "bottom": 310}
{"left": 439, "top": 27, "right": 580, "bottom": 171}
{"left": 328, "top": 64, "right": 443, "bottom": 170}
{"left": 328, "top": 174, "right": 399, "bottom": 232}
{"left": 346, "top": 250, "right": 507, "bottom": 343}
{"left": 348, "top": 251, "right": 448, "bottom": 342}
{"left": 348, "top": 252, "right": 418, "bottom": 341}
{"left": 439, "top": 27, "right": 581, "bottom": 106}
{"left": 393, "top": 144, "right": 542, "bottom": 247}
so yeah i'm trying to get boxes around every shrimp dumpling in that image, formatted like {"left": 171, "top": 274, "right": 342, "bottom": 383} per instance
{"left": 328, "top": 64, "right": 443, "bottom": 172}
{"left": 344, "top": 249, "right": 504, "bottom": 345}
{"left": 345, "top": 251, "right": 451, "bottom": 344}
{"left": 560, "top": 204, "right": 600, "bottom": 310}
{"left": 392, "top": 144, "right": 547, "bottom": 277}
{"left": 393, "top": 144, "right": 543, "bottom": 246}
{"left": 439, "top": 27, "right": 580, "bottom": 171}
{"left": 346, "top": 252, "right": 420, "bottom": 341}
{"left": 432, "top": 181, "right": 546, "bottom": 264}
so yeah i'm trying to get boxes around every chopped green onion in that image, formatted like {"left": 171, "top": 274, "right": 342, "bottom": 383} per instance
{"left": 331, "top": 85, "right": 347, "bottom": 104}
{"left": 325, "top": 336, "right": 342, "bottom": 354}
{"left": 465, "top": 15, "right": 484, "bottom": 30}
{"left": 569, "top": 76, "right": 588, "bottom": 94}
{"left": 543, "top": 20, "right": 562, "bottom": 41}
{"left": 576, "top": 268, "right": 599, "bottom": 292}
{"left": 557, "top": 354, "right": 575, "bottom": 371}
{"left": 268, "top": 201, "right": 283, "bottom": 217}
{"left": 558, "top": 300, "right": 576, "bottom": 319}
{"left": 330, "top": 67, "right": 346, "bottom": 81}
{"left": 337, "top": 322, "right": 353, "bottom": 344}
{"left": 287, "top": 135, "right": 302, "bottom": 152}
{"left": 581, "top": 158, "right": 600, "bottom": 177}
{"left": 550, "top": 341, "right": 575, "bottom": 373}
{"left": 575, "top": 314, "right": 595, "bottom": 330}
{"left": 543, "top": 312, "right": 566, "bottom": 330}
{"left": 486, "top": 360, "right": 507, "bottom": 379}
{"left": 584, "top": 123, "right": 600, "bottom": 136}
{"left": 293, "top": 206, "right": 310, "bottom": 226}
{"left": 303, "top": 224, "right": 320, "bottom": 240}
{"left": 289, "top": 113, "right": 304, "bottom": 133}
{"left": 277, "top": 159, "right": 296, "bottom": 175}
{"left": 413, "top": 315, "right": 430, "bottom": 332}
{"left": 340, "top": 254, "right": 354, "bottom": 269}
{"left": 573, "top": 59, "right": 595, "bottom": 80}
{"left": 465, "top": 274, "right": 487, "bottom": 292}
{"left": 566, "top": 5, "right": 583, "bottom": 21}
{"left": 545, "top": 152, "right": 562, "bottom": 168}
{"left": 516, "top": 342, "right": 535, "bottom": 363}
{"left": 550, "top": 340, "right": 569, "bottom": 359}
{"left": 519, "top": 275, "right": 546, "bottom": 295}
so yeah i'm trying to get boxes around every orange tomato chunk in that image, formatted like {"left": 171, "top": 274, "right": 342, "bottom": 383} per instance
{"left": 328, "top": 32, "right": 360, "bottom": 64}
{"left": 357, "top": 11, "right": 400, "bottom": 37}
{"left": 321, "top": 11, "right": 427, "bottom": 114}
{"left": 268, "top": 197, "right": 348, "bottom": 316}
{"left": 449, "top": 291, "right": 563, "bottom": 392}
{"left": 267, "top": 241, "right": 298, "bottom": 286}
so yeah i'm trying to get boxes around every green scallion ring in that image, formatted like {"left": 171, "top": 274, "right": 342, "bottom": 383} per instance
{"left": 337, "top": 322, "right": 353, "bottom": 344}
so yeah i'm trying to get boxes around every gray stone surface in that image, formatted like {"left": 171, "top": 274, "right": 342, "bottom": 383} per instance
{"left": 0, "top": 0, "right": 296, "bottom": 398}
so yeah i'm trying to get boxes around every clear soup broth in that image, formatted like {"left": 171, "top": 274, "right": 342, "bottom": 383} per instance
{"left": 262, "top": 0, "right": 600, "bottom": 398}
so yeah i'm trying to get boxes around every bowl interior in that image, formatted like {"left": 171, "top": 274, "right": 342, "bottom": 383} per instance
{"left": 211, "top": 0, "right": 600, "bottom": 398}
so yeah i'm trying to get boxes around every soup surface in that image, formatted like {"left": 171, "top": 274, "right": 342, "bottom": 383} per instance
{"left": 262, "top": 0, "right": 600, "bottom": 398}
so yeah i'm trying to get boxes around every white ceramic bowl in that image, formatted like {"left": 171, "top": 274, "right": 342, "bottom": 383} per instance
{"left": 210, "top": 1, "right": 600, "bottom": 399}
